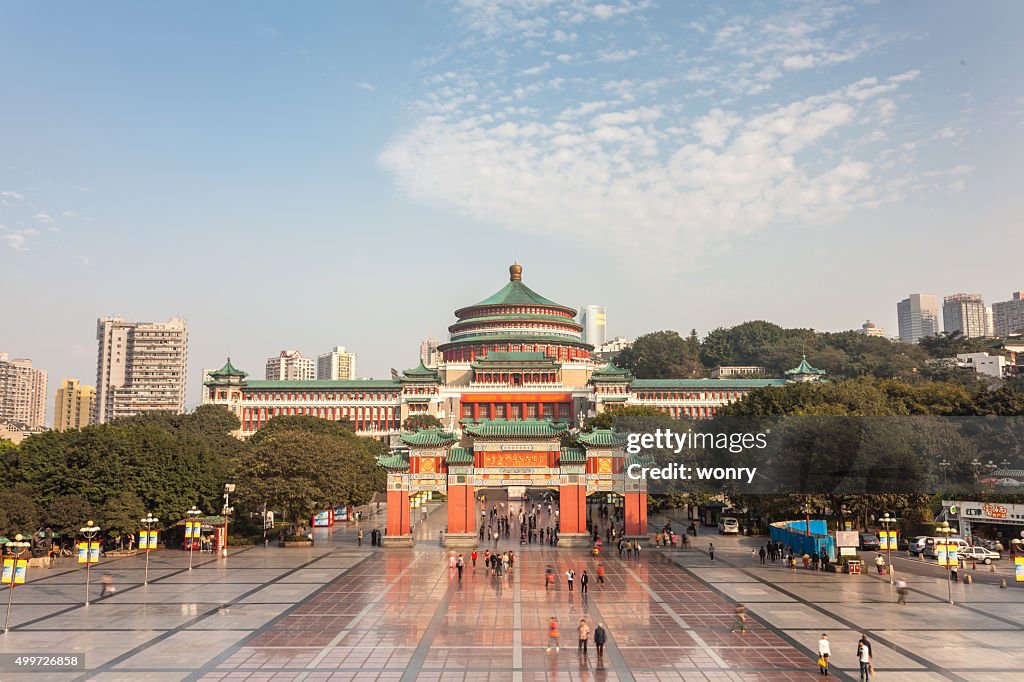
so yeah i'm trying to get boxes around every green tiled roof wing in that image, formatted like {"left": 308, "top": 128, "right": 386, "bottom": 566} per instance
{"left": 559, "top": 447, "right": 587, "bottom": 464}
{"left": 577, "top": 429, "right": 628, "bottom": 447}
{"left": 378, "top": 453, "right": 409, "bottom": 469}
{"left": 469, "top": 280, "right": 567, "bottom": 310}
{"left": 243, "top": 379, "right": 402, "bottom": 389}
{"left": 400, "top": 428, "right": 457, "bottom": 447}
{"left": 446, "top": 447, "right": 474, "bottom": 465}
{"left": 402, "top": 361, "right": 439, "bottom": 379}
{"left": 785, "top": 355, "right": 826, "bottom": 375}
{"left": 209, "top": 358, "right": 247, "bottom": 378}
{"left": 463, "top": 420, "right": 568, "bottom": 438}
{"left": 630, "top": 379, "right": 786, "bottom": 388}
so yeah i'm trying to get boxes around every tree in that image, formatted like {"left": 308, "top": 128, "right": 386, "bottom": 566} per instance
{"left": 46, "top": 494, "right": 95, "bottom": 537}
{"left": 0, "top": 489, "right": 40, "bottom": 536}
{"left": 100, "top": 492, "right": 146, "bottom": 547}
{"left": 247, "top": 415, "right": 354, "bottom": 445}
{"left": 403, "top": 414, "right": 442, "bottom": 431}
{"left": 233, "top": 431, "right": 385, "bottom": 526}
{"left": 918, "top": 331, "right": 991, "bottom": 359}
{"left": 616, "top": 330, "right": 702, "bottom": 378}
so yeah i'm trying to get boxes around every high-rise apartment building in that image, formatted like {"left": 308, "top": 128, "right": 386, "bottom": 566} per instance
{"left": 94, "top": 317, "right": 188, "bottom": 424}
{"left": 420, "top": 338, "right": 441, "bottom": 368}
{"left": 0, "top": 353, "right": 48, "bottom": 429}
{"left": 266, "top": 350, "right": 315, "bottom": 381}
{"left": 580, "top": 305, "right": 607, "bottom": 346}
{"left": 943, "top": 293, "right": 989, "bottom": 338}
{"left": 317, "top": 346, "right": 357, "bottom": 380}
{"left": 54, "top": 378, "right": 95, "bottom": 431}
{"left": 993, "top": 292, "right": 1024, "bottom": 337}
{"left": 897, "top": 294, "right": 940, "bottom": 344}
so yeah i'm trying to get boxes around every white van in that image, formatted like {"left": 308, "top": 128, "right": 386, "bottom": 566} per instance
{"left": 923, "top": 537, "right": 967, "bottom": 559}
{"left": 718, "top": 517, "right": 740, "bottom": 535}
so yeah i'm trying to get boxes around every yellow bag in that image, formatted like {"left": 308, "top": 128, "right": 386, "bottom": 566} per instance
{"left": 817, "top": 656, "right": 827, "bottom": 667}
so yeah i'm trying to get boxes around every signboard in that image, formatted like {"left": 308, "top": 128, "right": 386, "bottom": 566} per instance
{"left": 312, "top": 510, "right": 333, "bottom": 527}
{"left": 481, "top": 452, "right": 548, "bottom": 468}
{"left": 1, "top": 559, "right": 13, "bottom": 584}
{"left": 0, "top": 558, "right": 28, "bottom": 585}
{"left": 836, "top": 531, "right": 859, "bottom": 548}
{"left": 840, "top": 546, "right": 857, "bottom": 556}
{"left": 334, "top": 507, "right": 348, "bottom": 521}
{"left": 89, "top": 542, "right": 100, "bottom": 563}
{"left": 1016, "top": 557, "right": 1024, "bottom": 583}
{"left": 77, "top": 542, "right": 100, "bottom": 564}
{"left": 944, "top": 500, "right": 1024, "bottom": 523}
{"left": 879, "top": 530, "right": 898, "bottom": 550}
{"left": 185, "top": 520, "right": 201, "bottom": 538}
{"left": 936, "top": 543, "right": 959, "bottom": 566}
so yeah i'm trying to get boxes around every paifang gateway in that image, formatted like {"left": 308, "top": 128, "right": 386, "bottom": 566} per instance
{"left": 204, "top": 264, "right": 824, "bottom": 547}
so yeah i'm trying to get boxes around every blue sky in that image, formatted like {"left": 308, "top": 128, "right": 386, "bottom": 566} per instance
{"left": 2, "top": 1, "right": 1022, "bottom": 418}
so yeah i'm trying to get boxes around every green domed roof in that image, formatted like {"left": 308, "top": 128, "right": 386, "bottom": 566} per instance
{"left": 455, "top": 264, "right": 576, "bottom": 318}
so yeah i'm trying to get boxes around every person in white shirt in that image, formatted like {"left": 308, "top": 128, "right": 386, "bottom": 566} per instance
{"left": 857, "top": 635, "right": 873, "bottom": 680}
{"left": 817, "top": 633, "right": 831, "bottom": 675}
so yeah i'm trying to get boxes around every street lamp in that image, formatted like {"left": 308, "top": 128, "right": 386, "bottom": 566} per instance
{"left": 80, "top": 521, "right": 101, "bottom": 605}
{"left": 880, "top": 513, "right": 895, "bottom": 585}
{"left": 937, "top": 521, "right": 954, "bottom": 605}
{"left": 3, "top": 534, "right": 31, "bottom": 632}
{"left": 222, "top": 484, "right": 235, "bottom": 558}
{"left": 140, "top": 513, "right": 159, "bottom": 585}
{"left": 186, "top": 506, "right": 202, "bottom": 571}
{"left": 938, "top": 459, "right": 950, "bottom": 488}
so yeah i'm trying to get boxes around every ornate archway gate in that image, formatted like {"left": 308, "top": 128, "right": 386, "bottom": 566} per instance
{"left": 379, "top": 424, "right": 648, "bottom": 548}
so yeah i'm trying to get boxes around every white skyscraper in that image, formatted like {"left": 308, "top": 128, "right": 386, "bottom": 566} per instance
{"left": 94, "top": 317, "right": 188, "bottom": 423}
{"left": 0, "top": 353, "right": 48, "bottom": 430}
{"left": 420, "top": 338, "right": 441, "bottom": 368}
{"left": 943, "top": 293, "right": 989, "bottom": 338}
{"left": 266, "top": 350, "right": 316, "bottom": 381}
{"left": 317, "top": 346, "right": 357, "bottom": 380}
{"left": 581, "top": 305, "right": 607, "bottom": 346}
{"left": 897, "top": 294, "right": 940, "bottom": 344}
{"left": 993, "top": 291, "right": 1024, "bottom": 337}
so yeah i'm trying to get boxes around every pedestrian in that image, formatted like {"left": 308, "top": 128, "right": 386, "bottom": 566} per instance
{"left": 358, "top": 529, "right": 363, "bottom": 546}
{"left": 857, "top": 635, "right": 873, "bottom": 680}
{"left": 493, "top": 530, "right": 499, "bottom": 548}
{"left": 896, "top": 576, "right": 908, "bottom": 605}
{"left": 545, "top": 565, "right": 555, "bottom": 591}
{"left": 752, "top": 548, "right": 757, "bottom": 561}
{"left": 546, "top": 616, "right": 561, "bottom": 653}
{"left": 577, "top": 618, "right": 589, "bottom": 654}
{"left": 100, "top": 573, "right": 116, "bottom": 598}
{"left": 731, "top": 603, "right": 746, "bottom": 634}
{"left": 634, "top": 541, "right": 641, "bottom": 560}
{"left": 566, "top": 568, "right": 575, "bottom": 591}
{"left": 759, "top": 546, "right": 766, "bottom": 565}
{"left": 817, "top": 633, "right": 831, "bottom": 675}
{"left": 580, "top": 569, "right": 589, "bottom": 595}
{"left": 456, "top": 555, "right": 464, "bottom": 582}
{"left": 597, "top": 563, "right": 606, "bottom": 584}
{"left": 709, "top": 542, "right": 715, "bottom": 561}
{"left": 471, "top": 549, "right": 478, "bottom": 569}
{"left": 593, "top": 622, "right": 607, "bottom": 659}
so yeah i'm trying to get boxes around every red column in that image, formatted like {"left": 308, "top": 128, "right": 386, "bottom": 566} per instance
{"left": 558, "top": 481, "right": 587, "bottom": 534}
{"left": 447, "top": 483, "right": 476, "bottom": 535}
{"left": 386, "top": 488, "right": 410, "bottom": 536}
{"left": 625, "top": 492, "right": 648, "bottom": 536}
{"left": 473, "top": 403, "right": 479, "bottom": 420}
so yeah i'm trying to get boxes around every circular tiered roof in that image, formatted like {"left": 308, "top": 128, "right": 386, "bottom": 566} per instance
{"left": 438, "top": 264, "right": 592, "bottom": 360}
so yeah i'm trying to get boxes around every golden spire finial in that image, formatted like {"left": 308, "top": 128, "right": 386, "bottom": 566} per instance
{"left": 509, "top": 263, "right": 523, "bottom": 281}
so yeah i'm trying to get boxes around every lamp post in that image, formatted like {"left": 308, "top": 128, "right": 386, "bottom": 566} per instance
{"left": 3, "top": 534, "right": 31, "bottom": 632}
{"left": 937, "top": 521, "right": 954, "bottom": 605}
{"left": 80, "top": 521, "right": 101, "bottom": 605}
{"left": 880, "top": 512, "right": 895, "bottom": 585}
{"left": 186, "top": 506, "right": 202, "bottom": 571}
{"left": 939, "top": 459, "right": 950, "bottom": 488}
{"left": 140, "top": 513, "right": 159, "bottom": 585}
{"left": 222, "top": 484, "right": 235, "bottom": 558}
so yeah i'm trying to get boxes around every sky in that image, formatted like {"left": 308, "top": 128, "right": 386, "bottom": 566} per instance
{"left": 1, "top": 0, "right": 1023, "bottom": 421}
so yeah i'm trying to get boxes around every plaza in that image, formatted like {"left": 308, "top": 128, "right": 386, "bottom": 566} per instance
{"left": 2, "top": 505, "right": 1022, "bottom": 681}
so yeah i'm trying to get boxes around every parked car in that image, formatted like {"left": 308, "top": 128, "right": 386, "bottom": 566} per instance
{"left": 960, "top": 546, "right": 1001, "bottom": 564}
{"left": 908, "top": 536, "right": 928, "bottom": 555}
{"left": 859, "top": 533, "right": 881, "bottom": 551}
{"left": 718, "top": 517, "right": 740, "bottom": 535}
{"left": 924, "top": 537, "right": 967, "bottom": 559}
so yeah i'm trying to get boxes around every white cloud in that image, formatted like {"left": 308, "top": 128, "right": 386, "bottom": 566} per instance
{"left": 33, "top": 212, "right": 53, "bottom": 223}
{"left": 552, "top": 30, "right": 577, "bottom": 42}
{"left": 355, "top": 82, "right": 377, "bottom": 92}
{"left": 517, "top": 63, "right": 551, "bottom": 76}
{"left": 1, "top": 190, "right": 25, "bottom": 200}
{"left": 76, "top": 254, "right": 91, "bottom": 266}
{"left": 556, "top": 53, "right": 573, "bottom": 63}
{"left": 597, "top": 48, "right": 639, "bottom": 63}
{"left": 4, "top": 233, "right": 27, "bottom": 250}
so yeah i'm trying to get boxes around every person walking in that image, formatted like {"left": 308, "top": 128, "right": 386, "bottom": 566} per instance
{"left": 597, "top": 563, "right": 605, "bottom": 585}
{"left": 857, "top": 635, "right": 873, "bottom": 680}
{"left": 593, "top": 622, "right": 607, "bottom": 659}
{"left": 546, "top": 616, "right": 561, "bottom": 653}
{"left": 545, "top": 565, "right": 555, "bottom": 591}
{"left": 357, "top": 529, "right": 363, "bottom": 546}
{"left": 759, "top": 546, "right": 766, "bottom": 565}
{"left": 456, "top": 554, "right": 464, "bottom": 582}
{"left": 896, "top": 576, "right": 908, "bottom": 605}
{"left": 731, "top": 603, "right": 747, "bottom": 634}
{"left": 471, "top": 549, "right": 478, "bottom": 569}
{"left": 100, "top": 573, "right": 116, "bottom": 598}
{"left": 577, "top": 618, "right": 589, "bottom": 654}
{"left": 817, "top": 633, "right": 831, "bottom": 675}
{"left": 566, "top": 568, "right": 575, "bottom": 592}
{"left": 580, "top": 570, "right": 589, "bottom": 595}
{"left": 709, "top": 542, "right": 715, "bottom": 561}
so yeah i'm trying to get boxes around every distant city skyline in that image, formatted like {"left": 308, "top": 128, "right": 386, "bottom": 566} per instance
{"left": 3, "top": 2, "right": 1022, "bottom": 417}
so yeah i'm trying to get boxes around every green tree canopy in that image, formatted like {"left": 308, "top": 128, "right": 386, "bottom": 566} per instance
{"left": 615, "top": 330, "right": 702, "bottom": 378}
{"left": 403, "top": 414, "right": 443, "bottom": 431}
{"left": 45, "top": 494, "right": 95, "bottom": 537}
{"left": 247, "top": 415, "right": 355, "bottom": 445}
{"left": 0, "top": 489, "right": 40, "bottom": 537}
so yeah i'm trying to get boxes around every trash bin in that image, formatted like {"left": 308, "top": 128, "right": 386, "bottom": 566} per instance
{"left": 846, "top": 560, "right": 862, "bottom": 575}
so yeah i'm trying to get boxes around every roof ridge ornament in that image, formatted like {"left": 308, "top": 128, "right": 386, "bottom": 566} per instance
{"left": 510, "top": 263, "right": 522, "bottom": 281}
